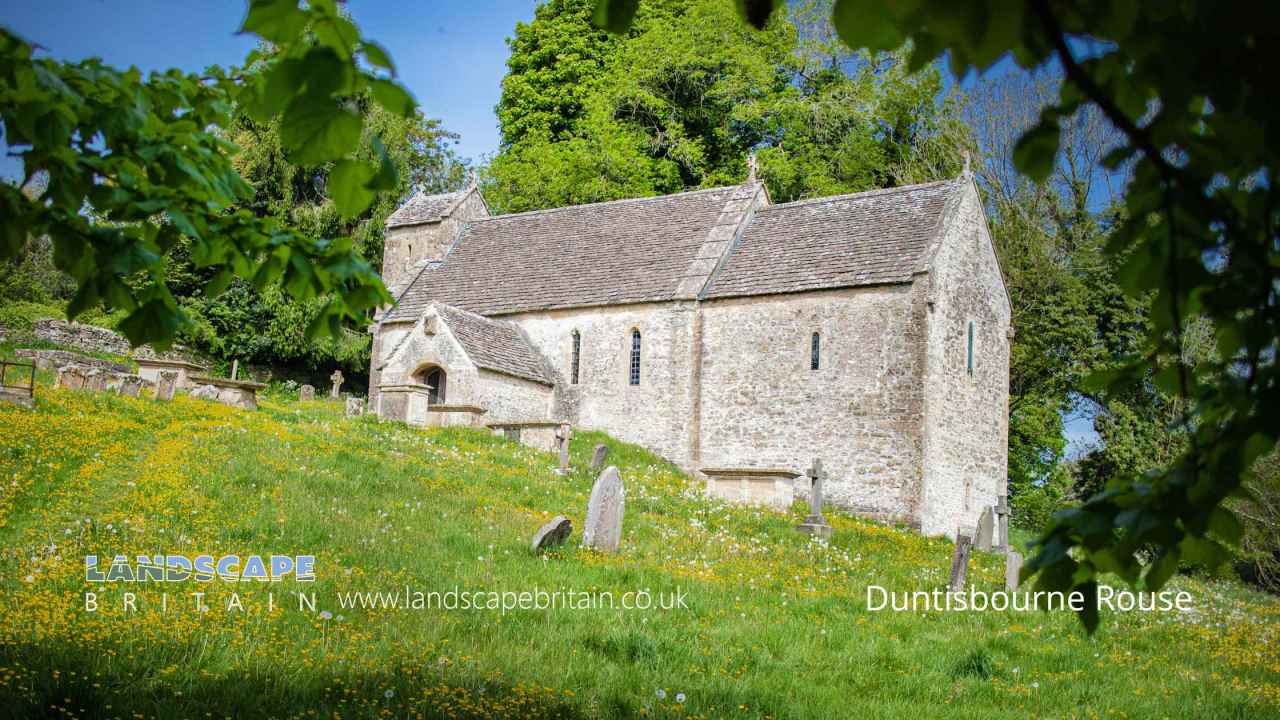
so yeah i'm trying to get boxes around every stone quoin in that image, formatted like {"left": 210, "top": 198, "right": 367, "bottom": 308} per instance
{"left": 368, "top": 166, "right": 1011, "bottom": 537}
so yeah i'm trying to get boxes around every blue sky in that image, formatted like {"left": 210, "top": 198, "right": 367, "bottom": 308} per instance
{"left": 0, "top": 0, "right": 538, "bottom": 169}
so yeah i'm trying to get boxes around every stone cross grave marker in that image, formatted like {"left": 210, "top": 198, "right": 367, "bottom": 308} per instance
{"left": 155, "top": 371, "right": 178, "bottom": 402}
{"left": 582, "top": 466, "right": 625, "bottom": 552}
{"left": 345, "top": 396, "right": 365, "bottom": 417}
{"left": 995, "top": 494, "right": 1010, "bottom": 551}
{"left": 531, "top": 515, "right": 573, "bottom": 552}
{"left": 118, "top": 375, "right": 142, "bottom": 398}
{"left": 554, "top": 422, "right": 572, "bottom": 475}
{"left": 975, "top": 506, "right": 995, "bottom": 552}
{"left": 1005, "top": 550, "right": 1023, "bottom": 591}
{"left": 300, "top": 384, "right": 315, "bottom": 402}
{"left": 949, "top": 527, "right": 975, "bottom": 592}
{"left": 589, "top": 443, "right": 609, "bottom": 471}
{"left": 796, "top": 458, "right": 833, "bottom": 538}
{"left": 329, "top": 370, "right": 344, "bottom": 399}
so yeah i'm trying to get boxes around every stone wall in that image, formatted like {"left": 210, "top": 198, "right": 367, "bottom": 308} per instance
{"left": 696, "top": 285, "right": 928, "bottom": 521}
{"left": 510, "top": 302, "right": 699, "bottom": 466}
{"left": 29, "top": 319, "right": 197, "bottom": 362}
{"left": 475, "top": 369, "right": 554, "bottom": 423}
{"left": 918, "top": 181, "right": 1012, "bottom": 537}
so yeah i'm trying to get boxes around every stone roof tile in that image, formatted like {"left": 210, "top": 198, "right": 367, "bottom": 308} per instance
{"left": 386, "top": 189, "right": 470, "bottom": 227}
{"left": 701, "top": 179, "right": 959, "bottom": 299}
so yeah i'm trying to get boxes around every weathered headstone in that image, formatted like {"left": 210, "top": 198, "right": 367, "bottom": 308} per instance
{"left": 796, "top": 458, "right": 833, "bottom": 538}
{"left": 995, "top": 494, "right": 1010, "bottom": 551}
{"left": 589, "top": 443, "right": 609, "bottom": 471}
{"left": 56, "top": 365, "right": 87, "bottom": 390}
{"left": 949, "top": 527, "right": 975, "bottom": 592}
{"left": 300, "top": 384, "right": 315, "bottom": 402}
{"left": 345, "top": 396, "right": 365, "bottom": 417}
{"left": 1005, "top": 550, "right": 1023, "bottom": 591}
{"left": 554, "top": 422, "right": 572, "bottom": 475}
{"left": 329, "top": 369, "right": 344, "bottom": 399}
{"left": 582, "top": 466, "right": 625, "bottom": 552}
{"left": 84, "top": 369, "right": 108, "bottom": 392}
{"left": 230, "top": 359, "right": 239, "bottom": 380}
{"left": 190, "top": 384, "right": 219, "bottom": 401}
{"left": 117, "top": 375, "right": 143, "bottom": 398}
{"left": 975, "top": 506, "right": 995, "bottom": 552}
{"left": 531, "top": 515, "right": 572, "bottom": 552}
{"left": 155, "top": 371, "right": 178, "bottom": 402}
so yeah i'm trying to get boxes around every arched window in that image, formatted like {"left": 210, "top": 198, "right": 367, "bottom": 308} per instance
{"left": 966, "top": 321, "right": 975, "bottom": 377}
{"left": 629, "top": 330, "right": 641, "bottom": 386}
{"left": 571, "top": 330, "right": 581, "bottom": 385}
{"left": 413, "top": 365, "right": 446, "bottom": 404}
{"left": 811, "top": 332, "right": 820, "bottom": 370}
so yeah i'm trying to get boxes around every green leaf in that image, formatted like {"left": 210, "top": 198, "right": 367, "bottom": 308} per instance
{"left": 370, "top": 79, "right": 415, "bottom": 117}
{"left": 279, "top": 96, "right": 363, "bottom": 166}
{"left": 1144, "top": 547, "right": 1179, "bottom": 591}
{"left": 328, "top": 160, "right": 377, "bottom": 219}
{"left": 593, "top": 0, "right": 639, "bottom": 34}
{"left": 1077, "top": 581, "right": 1100, "bottom": 635}
{"left": 1207, "top": 506, "right": 1243, "bottom": 546}
{"left": 240, "top": 0, "right": 307, "bottom": 45}
{"left": 367, "top": 136, "right": 399, "bottom": 192}
{"left": 734, "top": 0, "right": 780, "bottom": 30}
{"left": 832, "top": 0, "right": 906, "bottom": 52}
{"left": 1012, "top": 116, "right": 1060, "bottom": 182}
{"left": 117, "top": 298, "right": 181, "bottom": 350}
{"left": 361, "top": 41, "right": 396, "bottom": 74}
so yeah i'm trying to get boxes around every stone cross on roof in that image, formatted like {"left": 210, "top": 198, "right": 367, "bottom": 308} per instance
{"left": 747, "top": 153, "right": 758, "bottom": 183}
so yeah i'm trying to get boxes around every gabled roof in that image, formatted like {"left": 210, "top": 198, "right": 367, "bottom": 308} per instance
{"left": 385, "top": 186, "right": 738, "bottom": 319}
{"left": 386, "top": 188, "right": 473, "bottom": 228}
{"left": 433, "top": 304, "right": 552, "bottom": 386}
{"left": 700, "top": 179, "right": 959, "bottom": 300}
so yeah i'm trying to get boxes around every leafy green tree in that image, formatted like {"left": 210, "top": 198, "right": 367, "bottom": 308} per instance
{"left": 0, "top": 0, "right": 415, "bottom": 349}
{"left": 598, "top": 0, "right": 1280, "bottom": 630}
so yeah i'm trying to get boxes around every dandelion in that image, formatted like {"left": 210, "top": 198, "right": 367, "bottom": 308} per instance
{"left": 384, "top": 689, "right": 394, "bottom": 699}
{"left": 656, "top": 689, "right": 666, "bottom": 700}
{"left": 676, "top": 693, "right": 686, "bottom": 703}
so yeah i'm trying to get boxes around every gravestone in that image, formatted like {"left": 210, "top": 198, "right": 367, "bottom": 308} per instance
{"left": 56, "top": 365, "right": 87, "bottom": 390}
{"left": 84, "top": 369, "right": 108, "bottom": 392}
{"left": 949, "top": 527, "right": 975, "bottom": 592}
{"left": 345, "top": 396, "right": 365, "bottom": 417}
{"left": 155, "top": 371, "right": 178, "bottom": 402}
{"left": 995, "top": 495, "right": 1010, "bottom": 551}
{"left": 589, "top": 443, "right": 609, "bottom": 471}
{"left": 796, "top": 459, "right": 833, "bottom": 538}
{"left": 554, "top": 422, "right": 572, "bottom": 475}
{"left": 1005, "top": 550, "right": 1023, "bottom": 591}
{"left": 300, "top": 384, "right": 315, "bottom": 401}
{"left": 190, "top": 384, "right": 219, "bottom": 401}
{"left": 117, "top": 375, "right": 143, "bottom": 398}
{"left": 582, "top": 466, "right": 625, "bottom": 552}
{"left": 531, "top": 515, "right": 572, "bottom": 552}
{"left": 975, "top": 506, "right": 995, "bottom": 552}
{"left": 329, "top": 369, "right": 344, "bottom": 399}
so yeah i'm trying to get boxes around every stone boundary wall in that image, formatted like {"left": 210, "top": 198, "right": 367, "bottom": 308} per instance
{"left": 14, "top": 348, "right": 131, "bottom": 374}
{"left": 29, "top": 319, "right": 200, "bottom": 362}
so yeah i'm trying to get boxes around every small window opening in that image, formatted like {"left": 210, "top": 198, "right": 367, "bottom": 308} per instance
{"left": 629, "top": 330, "right": 641, "bottom": 386}
{"left": 966, "top": 321, "right": 975, "bottom": 377}
{"left": 571, "top": 330, "right": 581, "bottom": 385}
{"left": 811, "top": 332, "right": 820, "bottom": 371}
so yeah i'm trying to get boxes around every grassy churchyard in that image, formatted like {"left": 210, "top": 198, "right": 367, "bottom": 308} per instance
{"left": 0, "top": 381, "right": 1277, "bottom": 719}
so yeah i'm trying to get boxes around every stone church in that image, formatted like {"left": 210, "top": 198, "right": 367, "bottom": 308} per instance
{"left": 368, "top": 168, "right": 1011, "bottom": 537}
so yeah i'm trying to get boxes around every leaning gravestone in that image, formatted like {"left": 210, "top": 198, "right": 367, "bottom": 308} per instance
{"left": 949, "top": 527, "right": 975, "bottom": 592}
{"left": 300, "top": 384, "right": 315, "bottom": 401}
{"left": 975, "top": 506, "right": 995, "bottom": 552}
{"left": 531, "top": 515, "right": 572, "bottom": 552}
{"left": 155, "top": 371, "right": 178, "bottom": 402}
{"left": 589, "top": 443, "right": 609, "bottom": 471}
{"left": 1005, "top": 550, "right": 1024, "bottom": 591}
{"left": 582, "top": 466, "right": 625, "bottom": 552}
{"left": 345, "top": 396, "right": 365, "bottom": 417}
{"left": 117, "top": 375, "right": 143, "bottom": 398}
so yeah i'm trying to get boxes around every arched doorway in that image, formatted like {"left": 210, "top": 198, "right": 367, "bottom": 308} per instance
{"left": 412, "top": 365, "right": 446, "bottom": 404}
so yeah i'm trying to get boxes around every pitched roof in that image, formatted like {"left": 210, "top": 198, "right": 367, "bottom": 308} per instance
{"left": 434, "top": 304, "right": 552, "bottom": 385}
{"left": 386, "top": 188, "right": 471, "bottom": 227}
{"left": 700, "top": 179, "right": 959, "bottom": 299}
{"left": 385, "top": 186, "right": 738, "bottom": 319}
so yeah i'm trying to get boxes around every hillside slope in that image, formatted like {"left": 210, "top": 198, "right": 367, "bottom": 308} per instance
{"left": 0, "top": 388, "right": 1277, "bottom": 719}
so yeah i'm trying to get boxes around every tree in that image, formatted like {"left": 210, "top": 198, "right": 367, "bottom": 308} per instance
{"left": 0, "top": 0, "right": 417, "bottom": 349}
{"left": 489, "top": 0, "right": 972, "bottom": 213}
{"left": 597, "top": 0, "right": 1280, "bottom": 630}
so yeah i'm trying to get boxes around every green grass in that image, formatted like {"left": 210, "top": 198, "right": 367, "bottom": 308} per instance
{"left": 0, "top": 385, "right": 1276, "bottom": 719}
